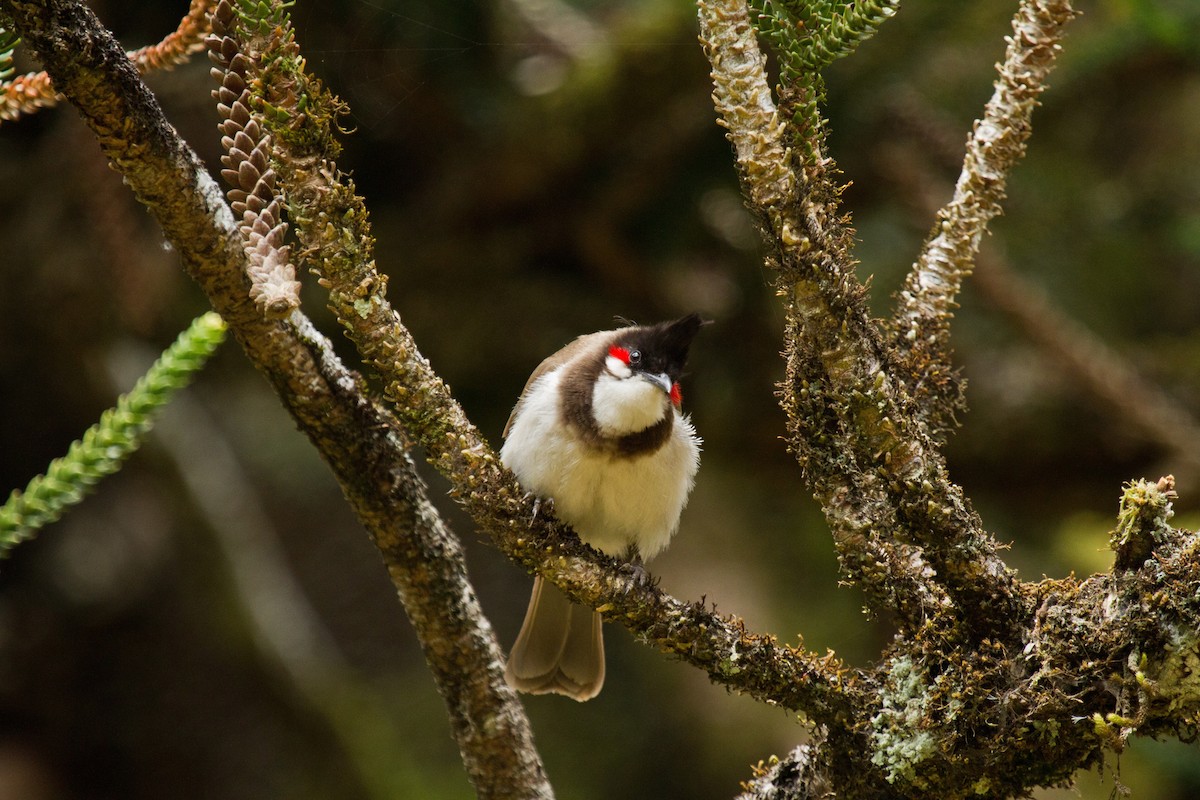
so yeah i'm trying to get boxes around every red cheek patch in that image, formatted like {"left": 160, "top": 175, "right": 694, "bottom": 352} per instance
{"left": 609, "top": 345, "right": 631, "bottom": 364}
{"left": 670, "top": 382, "right": 683, "bottom": 406}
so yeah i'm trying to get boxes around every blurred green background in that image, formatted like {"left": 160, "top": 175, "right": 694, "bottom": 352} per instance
{"left": 1, "top": 0, "right": 1199, "bottom": 797}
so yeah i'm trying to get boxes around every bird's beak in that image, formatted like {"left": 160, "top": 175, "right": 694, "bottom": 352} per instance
{"left": 640, "top": 372, "right": 673, "bottom": 396}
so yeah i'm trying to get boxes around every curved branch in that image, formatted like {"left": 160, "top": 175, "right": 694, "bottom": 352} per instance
{"left": 200, "top": 0, "right": 861, "bottom": 727}
{"left": 0, "top": 2, "right": 551, "bottom": 797}
{"left": 291, "top": 93, "right": 860, "bottom": 731}
{"left": 2, "top": 0, "right": 856, "bottom": 750}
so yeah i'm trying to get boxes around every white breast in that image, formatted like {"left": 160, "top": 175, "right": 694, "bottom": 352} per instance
{"left": 500, "top": 369, "right": 701, "bottom": 559}
{"left": 590, "top": 371, "right": 667, "bottom": 436}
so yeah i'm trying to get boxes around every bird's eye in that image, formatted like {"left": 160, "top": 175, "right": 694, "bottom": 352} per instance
{"left": 627, "top": 349, "right": 642, "bottom": 366}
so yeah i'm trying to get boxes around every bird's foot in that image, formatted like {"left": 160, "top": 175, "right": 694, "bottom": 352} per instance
{"left": 527, "top": 493, "right": 555, "bottom": 524}
{"left": 619, "top": 548, "right": 655, "bottom": 593}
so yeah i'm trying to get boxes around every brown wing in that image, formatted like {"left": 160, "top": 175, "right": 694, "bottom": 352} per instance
{"left": 503, "top": 329, "right": 617, "bottom": 438}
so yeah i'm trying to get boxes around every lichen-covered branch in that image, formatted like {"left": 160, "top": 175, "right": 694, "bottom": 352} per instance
{"left": 1, "top": 0, "right": 858, "bottom": 784}
{"left": 698, "top": 1, "right": 1200, "bottom": 796}
{"left": 12, "top": 1, "right": 1200, "bottom": 798}
{"left": 890, "top": 0, "right": 1077, "bottom": 431}
{"left": 698, "top": 0, "right": 1024, "bottom": 641}
{"left": 741, "top": 481, "right": 1200, "bottom": 800}
{"left": 208, "top": 0, "right": 857, "bottom": 728}
{"left": 0, "top": 2, "right": 550, "bottom": 797}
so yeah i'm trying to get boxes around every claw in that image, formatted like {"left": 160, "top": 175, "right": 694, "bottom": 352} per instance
{"left": 620, "top": 545, "right": 653, "bottom": 594}
{"left": 527, "top": 493, "right": 555, "bottom": 523}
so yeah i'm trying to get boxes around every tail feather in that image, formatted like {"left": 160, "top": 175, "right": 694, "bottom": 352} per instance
{"left": 506, "top": 576, "right": 605, "bottom": 701}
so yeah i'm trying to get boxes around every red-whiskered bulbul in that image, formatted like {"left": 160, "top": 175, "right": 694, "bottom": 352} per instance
{"left": 501, "top": 314, "right": 704, "bottom": 701}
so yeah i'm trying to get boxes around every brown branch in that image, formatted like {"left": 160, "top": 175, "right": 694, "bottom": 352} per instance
{"left": 740, "top": 481, "right": 1200, "bottom": 799}
{"left": 3, "top": 0, "right": 857, "bottom": 776}
{"left": 289, "top": 315, "right": 555, "bottom": 800}
{"left": 704, "top": 1, "right": 1200, "bottom": 794}
{"left": 0, "top": 1, "right": 551, "bottom": 797}
{"left": 10, "top": 2, "right": 1200, "bottom": 798}
{"left": 202, "top": 0, "right": 861, "bottom": 728}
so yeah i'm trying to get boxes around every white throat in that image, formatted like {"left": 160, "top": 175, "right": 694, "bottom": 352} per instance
{"left": 591, "top": 371, "right": 669, "bottom": 436}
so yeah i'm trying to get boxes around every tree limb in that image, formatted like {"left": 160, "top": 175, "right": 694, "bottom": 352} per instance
{"left": 698, "top": 0, "right": 1024, "bottom": 643}
{"left": 184, "top": 0, "right": 858, "bottom": 729}
{"left": 0, "top": 2, "right": 551, "bottom": 796}
{"left": 14, "top": 2, "right": 1200, "bottom": 798}
{"left": 0, "top": 0, "right": 856, "bottom": 753}
{"left": 889, "top": 0, "right": 1078, "bottom": 431}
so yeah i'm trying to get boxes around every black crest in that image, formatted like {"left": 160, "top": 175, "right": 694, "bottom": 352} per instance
{"left": 555, "top": 313, "right": 707, "bottom": 456}
{"left": 614, "top": 313, "right": 706, "bottom": 380}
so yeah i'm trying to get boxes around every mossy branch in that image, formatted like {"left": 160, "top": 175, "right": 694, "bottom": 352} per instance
{"left": 215, "top": 0, "right": 857, "bottom": 729}
{"left": 889, "top": 0, "right": 1078, "bottom": 434}
{"left": 700, "top": 0, "right": 1023, "bottom": 639}
{"left": 9, "top": 1, "right": 1200, "bottom": 798}
{"left": 699, "top": 0, "right": 1200, "bottom": 796}
{"left": 0, "top": 2, "right": 550, "bottom": 797}
{"left": 0, "top": 312, "right": 227, "bottom": 553}
{"left": 0, "top": 0, "right": 854, "bottom": 792}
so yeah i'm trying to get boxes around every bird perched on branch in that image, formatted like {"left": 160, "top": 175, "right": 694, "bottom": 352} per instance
{"left": 501, "top": 314, "right": 705, "bottom": 701}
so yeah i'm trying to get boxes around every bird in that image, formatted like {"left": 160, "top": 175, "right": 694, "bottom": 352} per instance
{"left": 501, "top": 313, "right": 705, "bottom": 701}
